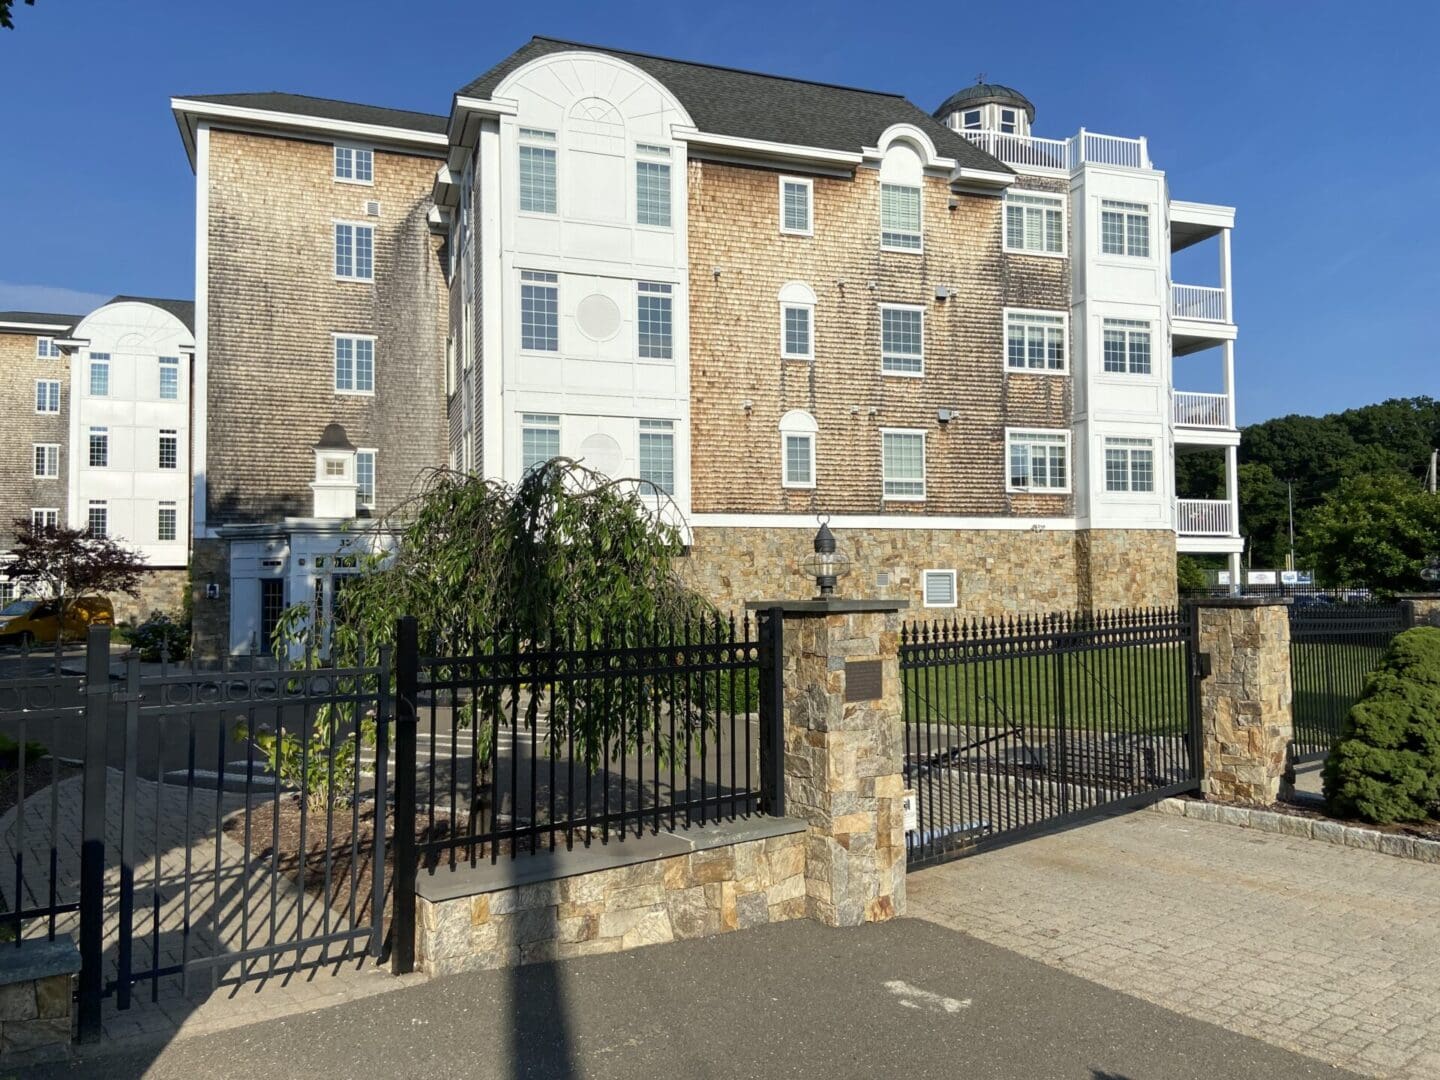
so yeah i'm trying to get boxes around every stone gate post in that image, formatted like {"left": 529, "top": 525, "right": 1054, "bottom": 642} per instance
{"left": 749, "top": 599, "right": 908, "bottom": 927}
{"left": 1193, "top": 597, "right": 1293, "bottom": 805}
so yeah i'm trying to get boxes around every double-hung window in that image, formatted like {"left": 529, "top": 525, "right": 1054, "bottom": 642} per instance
{"left": 882, "top": 430, "right": 925, "bottom": 500}
{"left": 88, "top": 427, "right": 108, "bottom": 468}
{"left": 780, "top": 177, "right": 813, "bottom": 235}
{"left": 87, "top": 501, "right": 108, "bottom": 538}
{"left": 35, "top": 379, "right": 60, "bottom": 414}
{"left": 520, "top": 271, "right": 559, "bottom": 352}
{"left": 1007, "top": 430, "right": 1069, "bottom": 492}
{"left": 1104, "top": 437, "right": 1155, "bottom": 493}
{"left": 1102, "top": 319, "right": 1152, "bottom": 375}
{"left": 999, "top": 108, "right": 1019, "bottom": 134}
{"left": 356, "top": 450, "right": 376, "bottom": 508}
{"left": 880, "top": 183, "right": 922, "bottom": 251}
{"left": 779, "top": 410, "right": 818, "bottom": 489}
{"left": 518, "top": 128, "right": 557, "bottom": 215}
{"left": 881, "top": 306, "right": 924, "bottom": 375}
{"left": 89, "top": 353, "right": 110, "bottom": 396}
{"left": 781, "top": 303, "right": 812, "bottom": 361}
{"left": 638, "top": 419, "right": 675, "bottom": 494}
{"left": 33, "top": 444, "right": 59, "bottom": 478}
{"left": 31, "top": 508, "right": 58, "bottom": 530}
{"left": 157, "top": 502, "right": 178, "bottom": 542}
{"left": 637, "top": 282, "right": 673, "bottom": 359}
{"left": 961, "top": 109, "right": 982, "bottom": 130}
{"left": 1005, "top": 311, "right": 1067, "bottom": 372}
{"left": 334, "top": 145, "right": 373, "bottom": 184}
{"left": 1100, "top": 200, "right": 1150, "bottom": 257}
{"left": 36, "top": 337, "right": 60, "bottom": 359}
{"left": 335, "top": 223, "right": 374, "bottom": 281}
{"left": 521, "top": 414, "right": 560, "bottom": 474}
{"left": 334, "top": 335, "right": 375, "bottom": 393}
{"left": 158, "top": 429, "right": 178, "bottom": 470}
{"left": 1005, "top": 192, "right": 1064, "bottom": 255}
{"left": 159, "top": 356, "right": 179, "bottom": 399}
{"left": 635, "top": 143, "right": 671, "bottom": 228}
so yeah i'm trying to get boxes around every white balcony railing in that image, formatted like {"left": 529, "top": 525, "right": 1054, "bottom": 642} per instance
{"left": 1173, "top": 391, "right": 1231, "bottom": 429}
{"left": 958, "top": 128, "right": 1151, "bottom": 171}
{"left": 1171, "top": 284, "right": 1227, "bottom": 322}
{"left": 1176, "top": 499, "right": 1233, "bottom": 536}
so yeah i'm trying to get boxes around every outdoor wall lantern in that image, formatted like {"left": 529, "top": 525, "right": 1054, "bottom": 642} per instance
{"left": 801, "top": 515, "right": 851, "bottom": 598}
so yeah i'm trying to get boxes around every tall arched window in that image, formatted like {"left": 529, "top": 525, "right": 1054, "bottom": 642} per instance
{"left": 778, "top": 281, "right": 817, "bottom": 361}
{"left": 779, "top": 409, "right": 818, "bottom": 489}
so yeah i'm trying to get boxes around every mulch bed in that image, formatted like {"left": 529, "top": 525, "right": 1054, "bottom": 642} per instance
{"left": 0, "top": 756, "right": 82, "bottom": 820}
{"left": 1178, "top": 792, "right": 1440, "bottom": 843}
{"left": 223, "top": 799, "right": 473, "bottom": 925}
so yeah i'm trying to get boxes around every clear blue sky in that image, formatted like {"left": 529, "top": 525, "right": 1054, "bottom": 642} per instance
{"left": 2, "top": 0, "right": 1434, "bottom": 424}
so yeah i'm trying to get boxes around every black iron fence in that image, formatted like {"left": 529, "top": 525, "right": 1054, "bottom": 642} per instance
{"left": 1288, "top": 601, "right": 1408, "bottom": 762}
{"left": 900, "top": 608, "right": 1200, "bottom": 868}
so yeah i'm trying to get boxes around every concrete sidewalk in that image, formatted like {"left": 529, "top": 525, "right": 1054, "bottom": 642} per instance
{"left": 33, "top": 917, "right": 1355, "bottom": 1080}
{"left": 910, "top": 809, "right": 1440, "bottom": 1079}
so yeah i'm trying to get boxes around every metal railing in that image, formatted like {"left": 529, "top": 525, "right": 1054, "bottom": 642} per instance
{"left": 1173, "top": 391, "right": 1231, "bottom": 429}
{"left": 958, "top": 128, "right": 1150, "bottom": 171}
{"left": 1171, "top": 284, "right": 1228, "bottom": 322}
{"left": 1176, "top": 499, "right": 1233, "bottom": 536}
{"left": 900, "top": 608, "right": 1199, "bottom": 868}
{"left": 1289, "top": 602, "right": 1408, "bottom": 762}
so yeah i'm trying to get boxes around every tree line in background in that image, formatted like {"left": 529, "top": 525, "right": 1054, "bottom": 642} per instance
{"left": 1177, "top": 396, "right": 1440, "bottom": 592}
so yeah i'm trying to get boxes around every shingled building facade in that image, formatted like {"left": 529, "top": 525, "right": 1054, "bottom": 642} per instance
{"left": 172, "top": 37, "right": 1241, "bottom": 653}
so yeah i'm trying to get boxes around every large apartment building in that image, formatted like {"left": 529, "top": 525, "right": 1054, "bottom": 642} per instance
{"left": 169, "top": 37, "right": 1242, "bottom": 654}
{"left": 0, "top": 300, "right": 194, "bottom": 618}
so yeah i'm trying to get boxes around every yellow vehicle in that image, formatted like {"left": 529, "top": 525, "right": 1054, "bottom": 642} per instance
{"left": 0, "top": 597, "right": 115, "bottom": 647}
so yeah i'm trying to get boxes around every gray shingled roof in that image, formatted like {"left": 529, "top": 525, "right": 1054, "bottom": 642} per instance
{"left": 105, "top": 296, "right": 196, "bottom": 334}
{"left": 179, "top": 92, "right": 448, "bottom": 135}
{"left": 460, "top": 37, "right": 1010, "bottom": 173}
{"left": 0, "top": 311, "right": 79, "bottom": 331}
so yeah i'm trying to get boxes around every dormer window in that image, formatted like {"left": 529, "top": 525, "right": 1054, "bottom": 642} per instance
{"left": 324, "top": 457, "right": 347, "bottom": 479}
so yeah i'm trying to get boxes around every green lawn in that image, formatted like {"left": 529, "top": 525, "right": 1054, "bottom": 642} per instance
{"left": 1290, "top": 641, "right": 1389, "bottom": 754}
{"left": 903, "top": 643, "right": 1191, "bottom": 735}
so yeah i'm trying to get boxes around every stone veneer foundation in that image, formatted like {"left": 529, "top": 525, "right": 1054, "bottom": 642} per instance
{"left": 415, "top": 821, "right": 807, "bottom": 975}
{"left": 685, "top": 525, "right": 1177, "bottom": 616}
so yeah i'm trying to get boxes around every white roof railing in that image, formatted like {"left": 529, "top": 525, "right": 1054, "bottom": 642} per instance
{"left": 959, "top": 128, "right": 1151, "bottom": 172}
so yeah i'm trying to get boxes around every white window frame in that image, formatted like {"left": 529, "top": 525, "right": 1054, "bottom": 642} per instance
{"left": 520, "top": 413, "right": 561, "bottom": 474}
{"left": 30, "top": 508, "right": 58, "bottom": 530}
{"left": 35, "top": 378, "right": 60, "bottom": 414}
{"left": 334, "top": 221, "right": 375, "bottom": 282}
{"left": 1101, "top": 319, "right": 1154, "bottom": 376}
{"left": 634, "top": 142, "right": 672, "bottom": 229}
{"left": 158, "top": 356, "right": 180, "bottom": 400}
{"left": 880, "top": 182, "right": 923, "bottom": 252}
{"left": 779, "top": 410, "right": 818, "bottom": 490}
{"left": 637, "top": 418, "right": 676, "bottom": 496}
{"left": 157, "top": 429, "right": 179, "bottom": 471}
{"left": 636, "top": 281, "right": 674, "bottom": 361}
{"left": 1004, "top": 308, "right": 1069, "bottom": 374}
{"left": 87, "top": 501, "right": 108, "bottom": 538}
{"left": 1003, "top": 191, "right": 1066, "bottom": 257}
{"left": 88, "top": 426, "right": 108, "bottom": 469}
{"left": 780, "top": 303, "right": 813, "bottom": 361}
{"left": 333, "top": 144, "right": 374, "bottom": 186}
{"left": 881, "top": 428, "right": 926, "bottom": 502}
{"left": 881, "top": 304, "right": 925, "bottom": 377}
{"left": 333, "top": 333, "right": 377, "bottom": 395}
{"left": 922, "top": 569, "right": 958, "bottom": 609}
{"left": 88, "top": 354, "right": 110, "bottom": 397}
{"left": 1103, "top": 436, "right": 1157, "bottom": 494}
{"left": 779, "top": 176, "right": 813, "bottom": 236}
{"left": 518, "top": 127, "right": 558, "bottom": 216}
{"left": 36, "top": 336, "right": 60, "bottom": 359}
{"left": 33, "top": 444, "right": 59, "bottom": 479}
{"left": 157, "top": 501, "right": 178, "bottom": 542}
{"left": 1100, "top": 199, "right": 1151, "bottom": 259}
{"left": 519, "top": 270, "right": 559, "bottom": 354}
{"left": 1005, "top": 428, "right": 1072, "bottom": 494}
{"left": 960, "top": 109, "right": 982, "bottom": 130}
{"left": 356, "top": 449, "right": 377, "bottom": 509}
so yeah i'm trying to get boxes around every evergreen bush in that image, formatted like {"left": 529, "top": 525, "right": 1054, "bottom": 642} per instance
{"left": 1323, "top": 626, "right": 1440, "bottom": 823}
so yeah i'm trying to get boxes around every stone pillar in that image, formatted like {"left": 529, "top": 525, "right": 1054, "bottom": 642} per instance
{"left": 1398, "top": 594, "right": 1440, "bottom": 628}
{"left": 1195, "top": 598, "right": 1293, "bottom": 804}
{"left": 750, "top": 599, "right": 908, "bottom": 927}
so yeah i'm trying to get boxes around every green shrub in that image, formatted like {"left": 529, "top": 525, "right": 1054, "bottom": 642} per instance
{"left": 1323, "top": 626, "right": 1440, "bottom": 823}
{"left": 129, "top": 610, "right": 190, "bottom": 662}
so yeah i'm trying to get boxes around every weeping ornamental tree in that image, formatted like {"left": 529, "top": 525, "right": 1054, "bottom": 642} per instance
{"left": 252, "top": 460, "right": 724, "bottom": 807}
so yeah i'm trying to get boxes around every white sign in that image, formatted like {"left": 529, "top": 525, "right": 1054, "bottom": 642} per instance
{"left": 1281, "top": 570, "right": 1299, "bottom": 585}
{"left": 1217, "top": 571, "right": 1232, "bottom": 585}
{"left": 1247, "top": 570, "right": 1278, "bottom": 586}
{"left": 902, "top": 790, "right": 918, "bottom": 833}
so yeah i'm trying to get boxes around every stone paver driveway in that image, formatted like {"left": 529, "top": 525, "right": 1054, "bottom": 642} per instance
{"left": 908, "top": 809, "right": 1440, "bottom": 1080}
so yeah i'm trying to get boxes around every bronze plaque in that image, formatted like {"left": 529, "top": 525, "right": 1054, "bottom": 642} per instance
{"left": 844, "top": 660, "right": 883, "bottom": 703}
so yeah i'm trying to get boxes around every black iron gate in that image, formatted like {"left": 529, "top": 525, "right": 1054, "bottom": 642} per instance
{"left": 901, "top": 607, "right": 1202, "bottom": 869}
{"left": 1288, "top": 602, "right": 1407, "bottom": 763}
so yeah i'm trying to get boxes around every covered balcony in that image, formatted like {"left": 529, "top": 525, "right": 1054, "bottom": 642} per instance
{"left": 1170, "top": 201, "right": 1237, "bottom": 355}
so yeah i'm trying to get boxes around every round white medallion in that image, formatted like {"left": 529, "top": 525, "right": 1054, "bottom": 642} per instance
{"left": 576, "top": 293, "right": 622, "bottom": 341}
{"left": 578, "top": 433, "right": 623, "bottom": 476}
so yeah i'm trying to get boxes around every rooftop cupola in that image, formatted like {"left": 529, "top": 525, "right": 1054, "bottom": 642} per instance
{"left": 311, "top": 422, "right": 358, "bottom": 519}
{"left": 934, "top": 80, "right": 1035, "bottom": 138}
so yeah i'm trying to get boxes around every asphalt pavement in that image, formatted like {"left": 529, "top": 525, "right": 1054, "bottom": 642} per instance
{"left": 30, "top": 917, "right": 1360, "bottom": 1080}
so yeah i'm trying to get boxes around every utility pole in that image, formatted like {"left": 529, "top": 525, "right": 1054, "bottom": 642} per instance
{"left": 1429, "top": 449, "right": 1437, "bottom": 494}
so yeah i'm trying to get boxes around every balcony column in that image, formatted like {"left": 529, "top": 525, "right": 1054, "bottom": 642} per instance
{"left": 1225, "top": 442, "right": 1242, "bottom": 594}
{"left": 1219, "top": 228, "right": 1233, "bottom": 322}
{"left": 1222, "top": 340, "right": 1236, "bottom": 429}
